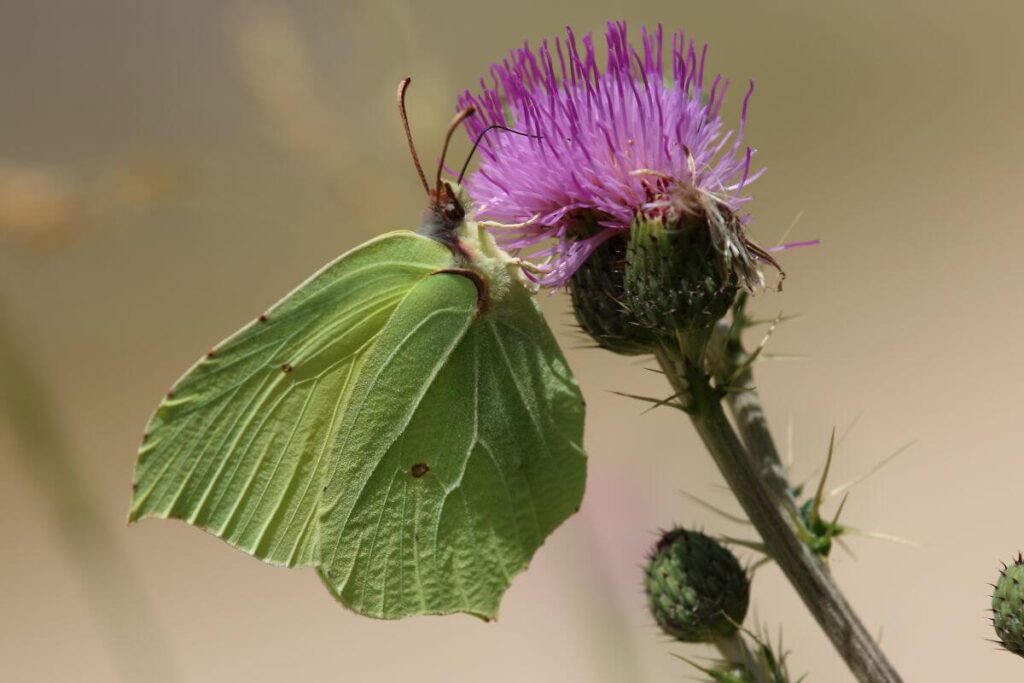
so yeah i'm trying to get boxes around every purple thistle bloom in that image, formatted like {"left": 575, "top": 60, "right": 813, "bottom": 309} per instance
{"left": 458, "top": 22, "right": 765, "bottom": 288}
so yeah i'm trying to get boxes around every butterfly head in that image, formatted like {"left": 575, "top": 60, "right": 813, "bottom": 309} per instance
{"left": 422, "top": 180, "right": 468, "bottom": 240}
{"left": 396, "top": 78, "right": 478, "bottom": 243}
{"left": 397, "top": 78, "right": 528, "bottom": 301}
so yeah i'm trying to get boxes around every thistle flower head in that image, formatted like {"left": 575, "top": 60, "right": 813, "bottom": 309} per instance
{"left": 459, "top": 22, "right": 762, "bottom": 288}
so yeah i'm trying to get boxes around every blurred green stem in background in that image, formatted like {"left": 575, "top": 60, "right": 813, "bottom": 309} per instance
{"left": 0, "top": 297, "right": 178, "bottom": 683}
{"left": 561, "top": 516, "right": 646, "bottom": 682}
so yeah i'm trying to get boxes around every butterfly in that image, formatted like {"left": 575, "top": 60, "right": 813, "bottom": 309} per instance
{"left": 129, "top": 78, "right": 586, "bottom": 620}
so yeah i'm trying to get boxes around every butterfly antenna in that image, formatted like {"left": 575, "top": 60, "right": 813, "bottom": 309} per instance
{"left": 435, "top": 106, "right": 477, "bottom": 196}
{"left": 457, "top": 125, "right": 541, "bottom": 184}
{"left": 397, "top": 78, "right": 430, "bottom": 196}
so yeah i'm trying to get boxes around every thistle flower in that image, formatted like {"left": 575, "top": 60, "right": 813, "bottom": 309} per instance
{"left": 459, "top": 22, "right": 766, "bottom": 289}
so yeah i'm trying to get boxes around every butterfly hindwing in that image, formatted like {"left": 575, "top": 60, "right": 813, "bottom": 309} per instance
{"left": 317, "top": 272, "right": 586, "bottom": 619}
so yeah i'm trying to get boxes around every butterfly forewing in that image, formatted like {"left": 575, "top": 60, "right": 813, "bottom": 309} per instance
{"left": 130, "top": 232, "right": 452, "bottom": 567}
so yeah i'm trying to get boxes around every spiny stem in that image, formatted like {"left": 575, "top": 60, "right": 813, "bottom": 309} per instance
{"left": 707, "top": 318, "right": 796, "bottom": 510}
{"left": 655, "top": 344, "right": 902, "bottom": 683}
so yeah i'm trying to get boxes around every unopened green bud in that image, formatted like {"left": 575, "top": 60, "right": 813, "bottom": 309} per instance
{"left": 993, "top": 555, "right": 1024, "bottom": 658}
{"left": 644, "top": 527, "right": 750, "bottom": 642}
{"left": 568, "top": 214, "right": 656, "bottom": 355}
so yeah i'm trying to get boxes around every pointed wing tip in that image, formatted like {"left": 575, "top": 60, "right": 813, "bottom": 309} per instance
{"left": 126, "top": 495, "right": 145, "bottom": 524}
{"left": 126, "top": 505, "right": 163, "bottom": 526}
{"left": 472, "top": 610, "right": 499, "bottom": 623}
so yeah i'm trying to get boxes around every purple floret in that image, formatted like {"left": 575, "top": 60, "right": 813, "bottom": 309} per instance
{"left": 458, "top": 22, "right": 763, "bottom": 288}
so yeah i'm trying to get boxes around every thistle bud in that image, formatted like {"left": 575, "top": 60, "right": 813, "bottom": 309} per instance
{"left": 568, "top": 215, "right": 656, "bottom": 355}
{"left": 993, "top": 555, "right": 1024, "bottom": 658}
{"left": 644, "top": 527, "right": 750, "bottom": 642}
{"left": 624, "top": 186, "right": 762, "bottom": 336}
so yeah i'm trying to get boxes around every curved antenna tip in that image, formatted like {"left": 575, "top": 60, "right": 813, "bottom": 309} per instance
{"left": 456, "top": 124, "right": 541, "bottom": 184}
{"left": 434, "top": 107, "right": 477, "bottom": 195}
{"left": 397, "top": 78, "right": 430, "bottom": 196}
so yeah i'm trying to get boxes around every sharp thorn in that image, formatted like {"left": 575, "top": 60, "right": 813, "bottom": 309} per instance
{"left": 828, "top": 440, "right": 915, "bottom": 498}
{"left": 812, "top": 427, "right": 838, "bottom": 519}
{"left": 680, "top": 490, "right": 751, "bottom": 525}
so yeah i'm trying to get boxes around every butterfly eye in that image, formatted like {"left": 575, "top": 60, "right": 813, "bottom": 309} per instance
{"left": 440, "top": 189, "right": 468, "bottom": 224}
{"left": 442, "top": 196, "right": 465, "bottom": 224}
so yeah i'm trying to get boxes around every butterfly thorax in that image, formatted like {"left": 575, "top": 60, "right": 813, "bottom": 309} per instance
{"left": 420, "top": 181, "right": 528, "bottom": 303}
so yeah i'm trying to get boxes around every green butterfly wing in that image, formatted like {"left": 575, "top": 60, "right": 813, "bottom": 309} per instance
{"left": 317, "top": 271, "right": 585, "bottom": 618}
{"left": 130, "top": 232, "right": 451, "bottom": 566}
{"left": 130, "top": 230, "right": 586, "bottom": 619}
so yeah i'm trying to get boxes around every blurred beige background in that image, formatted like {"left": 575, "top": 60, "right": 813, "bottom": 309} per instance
{"left": 2, "top": 1, "right": 1022, "bottom": 681}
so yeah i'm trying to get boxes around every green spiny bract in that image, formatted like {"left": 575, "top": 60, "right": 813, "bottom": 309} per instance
{"left": 645, "top": 527, "right": 750, "bottom": 642}
{"left": 679, "top": 627, "right": 800, "bottom": 683}
{"left": 700, "top": 649, "right": 797, "bottom": 683}
{"left": 569, "top": 189, "right": 778, "bottom": 353}
{"left": 798, "top": 497, "right": 845, "bottom": 558}
{"left": 993, "top": 554, "right": 1024, "bottom": 658}
{"left": 568, "top": 213, "right": 657, "bottom": 355}
{"left": 701, "top": 662, "right": 789, "bottom": 683}
{"left": 624, "top": 199, "right": 740, "bottom": 337}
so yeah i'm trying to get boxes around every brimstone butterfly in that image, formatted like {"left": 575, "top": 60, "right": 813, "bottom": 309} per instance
{"left": 128, "top": 79, "right": 586, "bottom": 620}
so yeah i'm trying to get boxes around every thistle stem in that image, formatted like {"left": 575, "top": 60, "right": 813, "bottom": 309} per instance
{"left": 706, "top": 318, "right": 796, "bottom": 511}
{"left": 726, "top": 370, "right": 795, "bottom": 509}
{"left": 655, "top": 346, "right": 902, "bottom": 683}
